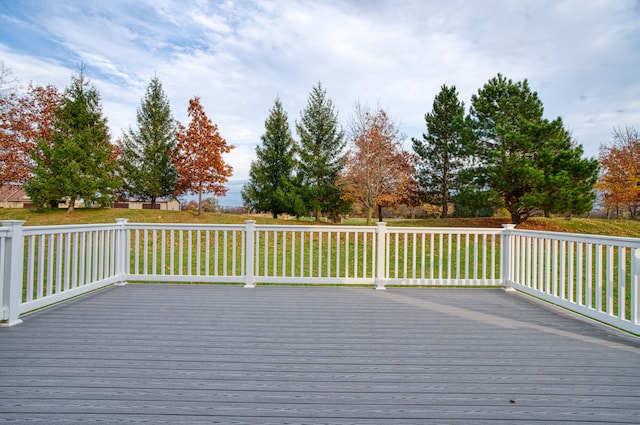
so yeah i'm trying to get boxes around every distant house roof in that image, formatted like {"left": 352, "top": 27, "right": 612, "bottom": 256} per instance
{"left": 0, "top": 186, "right": 30, "bottom": 202}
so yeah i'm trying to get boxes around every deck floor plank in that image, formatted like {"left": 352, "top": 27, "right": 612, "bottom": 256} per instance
{"left": 1, "top": 285, "right": 640, "bottom": 424}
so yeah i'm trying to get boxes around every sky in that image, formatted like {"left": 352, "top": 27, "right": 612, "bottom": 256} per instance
{"left": 1, "top": 0, "right": 639, "bottom": 206}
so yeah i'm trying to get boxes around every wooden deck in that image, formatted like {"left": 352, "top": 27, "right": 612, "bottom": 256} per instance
{"left": 1, "top": 285, "right": 640, "bottom": 424}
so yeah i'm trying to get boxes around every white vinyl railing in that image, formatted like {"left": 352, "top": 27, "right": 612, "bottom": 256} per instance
{"left": 125, "top": 223, "right": 247, "bottom": 284}
{"left": 385, "top": 227, "right": 502, "bottom": 286}
{"left": 502, "top": 225, "right": 640, "bottom": 334}
{"left": 254, "top": 224, "right": 378, "bottom": 285}
{"left": 1, "top": 219, "right": 639, "bottom": 334}
{"left": 0, "top": 220, "right": 127, "bottom": 326}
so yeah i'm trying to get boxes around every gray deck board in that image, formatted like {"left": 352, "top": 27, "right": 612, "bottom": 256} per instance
{"left": 1, "top": 285, "right": 640, "bottom": 424}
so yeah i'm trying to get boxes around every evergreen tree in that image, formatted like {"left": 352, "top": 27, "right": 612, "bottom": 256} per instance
{"left": 118, "top": 76, "right": 177, "bottom": 206}
{"left": 296, "top": 82, "right": 348, "bottom": 221}
{"left": 412, "top": 84, "right": 470, "bottom": 218}
{"left": 538, "top": 119, "right": 599, "bottom": 217}
{"left": 25, "top": 70, "right": 117, "bottom": 212}
{"left": 242, "top": 98, "right": 303, "bottom": 218}
{"left": 469, "top": 74, "right": 599, "bottom": 224}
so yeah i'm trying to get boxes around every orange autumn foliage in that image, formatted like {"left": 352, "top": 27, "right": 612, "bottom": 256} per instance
{"left": 0, "top": 84, "right": 61, "bottom": 186}
{"left": 340, "top": 104, "right": 416, "bottom": 225}
{"left": 174, "top": 97, "right": 234, "bottom": 212}
{"left": 596, "top": 127, "right": 640, "bottom": 219}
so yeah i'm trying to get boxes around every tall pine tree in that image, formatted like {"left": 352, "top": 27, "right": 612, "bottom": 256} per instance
{"left": 242, "top": 98, "right": 303, "bottom": 218}
{"left": 118, "top": 76, "right": 177, "bottom": 206}
{"left": 25, "top": 70, "right": 117, "bottom": 212}
{"left": 412, "top": 84, "right": 470, "bottom": 218}
{"left": 469, "top": 74, "right": 598, "bottom": 224}
{"left": 296, "top": 82, "right": 348, "bottom": 221}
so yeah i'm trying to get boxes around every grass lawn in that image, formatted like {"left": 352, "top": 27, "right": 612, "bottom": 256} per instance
{"left": 0, "top": 208, "right": 638, "bottom": 238}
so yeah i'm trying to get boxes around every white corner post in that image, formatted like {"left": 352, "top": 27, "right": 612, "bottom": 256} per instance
{"left": 244, "top": 220, "right": 256, "bottom": 288}
{"left": 501, "top": 224, "right": 516, "bottom": 291}
{"left": 115, "top": 219, "right": 129, "bottom": 286}
{"left": 375, "top": 222, "right": 387, "bottom": 290}
{"left": 1, "top": 220, "right": 25, "bottom": 327}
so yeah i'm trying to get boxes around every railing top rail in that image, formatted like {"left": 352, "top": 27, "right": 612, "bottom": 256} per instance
{"left": 23, "top": 223, "right": 121, "bottom": 235}
{"left": 508, "top": 228, "right": 640, "bottom": 247}
{"left": 255, "top": 224, "right": 377, "bottom": 232}
{"left": 386, "top": 226, "right": 503, "bottom": 235}
{"left": 125, "top": 222, "right": 246, "bottom": 231}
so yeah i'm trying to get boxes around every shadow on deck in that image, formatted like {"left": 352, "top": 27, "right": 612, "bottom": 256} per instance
{"left": 1, "top": 285, "right": 640, "bottom": 424}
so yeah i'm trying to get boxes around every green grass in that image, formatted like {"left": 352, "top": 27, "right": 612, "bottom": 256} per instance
{"left": 1, "top": 208, "right": 639, "bottom": 237}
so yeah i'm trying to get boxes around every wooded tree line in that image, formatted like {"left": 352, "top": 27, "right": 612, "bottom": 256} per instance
{"left": 243, "top": 75, "right": 610, "bottom": 225}
{"left": 1, "top": 60, "right": 635, "bottom": 224}
{"left": 0, "top": 63, "right": 233, "bottom": 214}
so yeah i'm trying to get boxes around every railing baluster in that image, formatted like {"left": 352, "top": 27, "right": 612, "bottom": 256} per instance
{"left": 462, "top": 234, "right": 467, "bottom": 282}
{"left": 363, "top": 230, "right": 368, "bottom": 279}
{"left": 326, "top": 231, "right": 331, "bottom": 278}
{"left": 567, "top": 241, "right": 574, "bottom": 303}
{"left": 37, "top": 234, "right": 45, "bottom": 298}
{"left": 161, "top": 230, "right": 166, "bottom": 276}
{"left": 290, "top": 230, "right": 295, "bottom": 277}
{"left": 619, "top": 246, "right": 626, "bottom": 319}
{"left": 595, "top": 244, "right": 603, "bottom": 312}
{"left": 422, "top": 234, "right": 427, "bottom": 280}
{"left": 412, "top": 233, "right": 417, "bottom": 280}
{"left": 353, "top": 232, "right": 358, "bottom": 279}
{"left": 56, "top": 233, "right": 63, "bottom": 293}
{"left": 214, "top": 230, "right": 219, "bottom": 276}
{"left": 300, "top": 232, "right": 305, "bottom": 278}
{"left": 578, "top": 240, "right": 585, "bottom": 305}
{"left": 170, "top": 230, "right": 175, "bottom": 275}
{"left": 46, "top": 234, "right": 54, "bottom": 296}
{"left": 438, "top": 233, "right": 443, "bottom": 280}
{"left": 223, "top": 230, "right": 228, "bottom": 277}
{"left": 586, "top": 243, "right": 593, "bottom": 308}
{"left": 179, "top": 230, "right": 184, "bottom": 275}
{"left": 195, "top": 230, "right": 201, "bottom": 276}
{"left": 402, "top": 232, "right": 408, "bottom": 279}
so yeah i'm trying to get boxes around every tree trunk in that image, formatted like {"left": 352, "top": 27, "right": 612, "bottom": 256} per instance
{"left": 378, "top": 204, "right": 383, "bottom": 222}
{"left": 315, "top": 210, "right": 321, "bottom": 222}
{"left": 442, "top": 190, "right": 449, "bottom": 218}
{"left": 510, "top": 209, "right": 522, "bottom": 225}
{"left": 67, "top": 196, "right": 75, "bottom": 213}
{"left": 198, "top": 189, "right": 203, "bottom": 215}
{"left": 272, "top": 212, "right": 278, "bottom": 219}
{"left": 366, "top": 206, "right": 373, "bottom": 226}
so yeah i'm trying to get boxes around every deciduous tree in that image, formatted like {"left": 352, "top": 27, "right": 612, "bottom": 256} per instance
{"left": 340, "top": 104, "right": 415, "bottom": 225}
{"left": 25, "top": 70, "right": 117, "bottom": 211}
{"left": 118, "top": 76, "right": 178, "bottom": 206}
{"left": 0, "top": 83, "right": 61, "bottom": 186}
{"left": 174, "top": 97, "right": 234, "bottom": 215}
{"left": 412, "top": 84, "right": 471, "bottom": 218}
{"left": 296, "top": 82, "right": 348, "bottom": 221}
{"left": 597, "top": 126, "right": 640, "bottom": 219}
{"left": 242, "top": 98, "right": 304, "bottom": 218}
